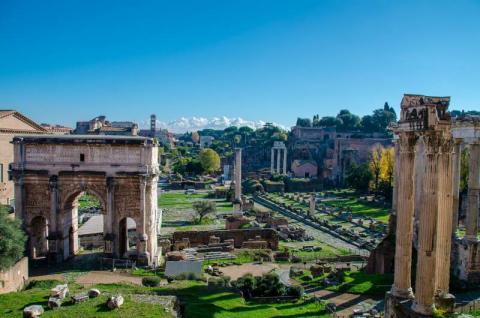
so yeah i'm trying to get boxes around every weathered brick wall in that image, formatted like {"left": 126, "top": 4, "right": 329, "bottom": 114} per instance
{"left": 0, "top": 257, "right": 28, "bottom": 294}
{"left": 0, "top": 134, "right": 14, "bottom": 205}
{"left": 172, "top": 229, "right": 279, "bottom": 250}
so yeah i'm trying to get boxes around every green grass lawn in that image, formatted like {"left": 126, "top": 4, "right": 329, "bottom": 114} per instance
{"left": 322, "top": 197, "right": 390, "bottom": 223}
{"left": 0, "top": 280, "right": 329, "bottom": 318}
{"left": 159, "top": 192, "right": 233, "bottom": 213}
{"left": 296, "top": 271, "right": 393, "bottom": 296}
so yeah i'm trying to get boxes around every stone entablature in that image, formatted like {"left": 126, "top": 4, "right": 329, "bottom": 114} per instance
{"left": 10, "top": 135, "right": 160, "bottom": 266}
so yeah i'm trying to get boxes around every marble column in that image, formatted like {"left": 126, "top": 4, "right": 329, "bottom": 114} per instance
{"left": 391, "top": 132, "right": 416, "bottom": 299}
{"left": 451, "top": 140, "right": 462, "bottom": 237}
{"left": 465, "top": 142, "right": 480, "bottom": 242}
{"left": 105, "top": 177, "right": 115, "bottom": 257}
{"left": 435, "top": 136, "right": 454, "bottom": 296}
{"left": 309, "top": 195, "right": 315, "bottom": 217}
{"left": 276, "top": 148, "right": 281, "bottom": 174}
{"left": 48, "top": 175, "right": 61, "bottom": 262}
{"left": 283, "top": 148, "right": 287, "bottom": 175}
{"left": 391, "top": 140, "right": 400, "bottom": 214}
{"left": 137, "top": 176, "right": 150, "bottom": 265}
{"left": 412, "top": 134, "right": 443, "bottom": 315}
{"left": 234, "top": 148, "right": 242, "bottom": 202}
{"left": 271, "top": 148, "right": 275, "bottom": 174}
{"left": 13, "top": 174, "right": 24, "bottom": 221}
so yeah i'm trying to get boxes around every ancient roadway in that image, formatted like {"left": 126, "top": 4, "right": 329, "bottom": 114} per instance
{"left": 252, "top": 199, "right": 369, "bottom": 256}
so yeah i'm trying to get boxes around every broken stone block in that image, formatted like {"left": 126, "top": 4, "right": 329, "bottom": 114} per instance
{"left": 50, "top": 284, "right": 69, "bottom": 299}
{"left": 23, "top": 305, "right": 44, "bottom": 318}
{"left": 48, "top": 297, "right": 62, "bottom": 309}
{"left": 88, "top": 288, "right": 101, "bottom": 298}
{"left": 107, "top": 295, "right": 124, "bottom": 309}
{"left": 71, "top": 293, "right": 89, "bottom": 304}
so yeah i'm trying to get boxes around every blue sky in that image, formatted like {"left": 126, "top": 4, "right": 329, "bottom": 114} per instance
{"left": 1, "top": 0, "right": 479, "bottom": 129}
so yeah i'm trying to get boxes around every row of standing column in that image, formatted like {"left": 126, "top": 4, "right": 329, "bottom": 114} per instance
{"left": 270, "top": 147, "right": 287, "bottom": 175}
{"left": 391, "top": 132, "right": 454, "bottom": 316}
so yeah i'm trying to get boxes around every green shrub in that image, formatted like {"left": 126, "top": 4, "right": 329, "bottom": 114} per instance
{"left": 287, "top": 285, "right": 304, "bottom": 298}
{"left": 142, "top": 276, "right": 160, "bottom": 287}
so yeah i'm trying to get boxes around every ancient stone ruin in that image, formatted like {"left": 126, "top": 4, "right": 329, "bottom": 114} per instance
{"left": 385, "top": 94, "right": 455, "bottom": 317}
{"left": 10, "top": 135, "right": 160, "bottom": 265}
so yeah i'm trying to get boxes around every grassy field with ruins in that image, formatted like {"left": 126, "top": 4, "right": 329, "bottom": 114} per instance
{"left": 0, "top": 280, "right": 329, "bottom": 318}
{"left": 159, "top": 191, "right": 233, "bottom": 234}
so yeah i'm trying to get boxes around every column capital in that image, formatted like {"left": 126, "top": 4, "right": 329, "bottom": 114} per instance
{"left": 397, "top": 132, "right": 417, "bottom": 153}
{"left": 421, "top": 133, "right": 453, "bottom": 155}
{"left": 106, "top": 176, "right": 117, "bottom": 191}
{"left": 49, "top": 175, "right": 58, "bottom": 191}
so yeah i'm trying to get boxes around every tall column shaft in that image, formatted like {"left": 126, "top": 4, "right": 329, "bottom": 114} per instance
{"left": 391, "top": 140, "right": 399, "bottom": 214}
{"left": 451, "top": 141, "right": 462, "bottom": 237}
{"left": 276, "top": 148, "right": 281, "bottom": 173}
{"left": 283, "top": 148, "right": 287, "bottom": 175}
{"left": 391, "top": 133, "right": 416, "bottom": 298}
{"left": 48, "top": 176, "right": 62, "bottom": 262}
{"left": 412, "top": 134, "right": 443, "bottom": 315}
{"left": 271, "top": 148, "right": 275, "bottom": 173}
{"left": 234, "top": 148, "right": 242, "bottom": 201}
{"left": 105, "top": 177, "right": 115, "bottom": 256}
{"left": 465, "top": 143, "right": 480, "bottom": 241}
{"left": 435, "top": 139, "right": 454, "bottom": 295}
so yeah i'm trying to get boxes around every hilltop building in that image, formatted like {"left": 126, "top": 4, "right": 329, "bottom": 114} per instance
{"left": 139, "top": 114, "right": 175, "bottom": 147}
{"left": 74, "top": 115, "right": 139, "bottom": 136}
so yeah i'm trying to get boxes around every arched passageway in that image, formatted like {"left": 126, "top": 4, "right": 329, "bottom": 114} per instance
{"left": 30, "top": 216, "right": 49, "bottom": 259}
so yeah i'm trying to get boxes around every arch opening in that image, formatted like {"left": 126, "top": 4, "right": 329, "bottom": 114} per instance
{"left": 30, "top": 216, "right": 49, "bottom": 259}
{"left": 63, "top": 191, "right": 105, "bottom": 260}
{"left": 118, "top": 217, "right": 137, "bottom": 259}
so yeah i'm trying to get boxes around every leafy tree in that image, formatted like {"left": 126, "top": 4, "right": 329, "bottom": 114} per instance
{"left": 345, "top": 163, "right": 373, "bottom": 192}
{"left": 0, "top": 206, "right": 26, "bottom": 270}
{"left": 317, "top": 116, "right": 341, "bottom": 127}
{"left": 336, "top": 109, "right": 360, "bottom": 131}
{"left": 296, "top": 118, "right": 312, "bottom": 127}
{"left": 379, "top": 147, "right": 395, "bottom": 199}
{"left": 185, "top": 159, "right": 204, "bottom": 175}
{"left": 199, "top": 148, "right": 220, "bottom": 174}
{"left": 192, "top": 200, "right": 216, "bottom": 224}
{"left": 369, "top": 146, "right": 383, "bottom": 192}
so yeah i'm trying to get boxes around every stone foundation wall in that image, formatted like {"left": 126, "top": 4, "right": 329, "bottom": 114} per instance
{"left": 172, "top": 229, "right": 279, "bottom": 250}
{"left": 0, "top": 257, "right": 28, "bottom": 294}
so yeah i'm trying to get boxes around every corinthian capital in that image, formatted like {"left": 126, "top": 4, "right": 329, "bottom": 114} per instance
{"left": 397, "top": 132, "right": 417, "bottom": 153}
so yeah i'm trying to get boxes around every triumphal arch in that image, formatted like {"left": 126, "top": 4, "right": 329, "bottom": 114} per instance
{"left": 10, "top": 135, "right": 159, "bottom": 265}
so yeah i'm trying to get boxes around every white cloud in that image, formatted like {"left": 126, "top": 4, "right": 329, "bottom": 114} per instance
{"left": 141, "top": 116, "right": 287, "bottom": 133}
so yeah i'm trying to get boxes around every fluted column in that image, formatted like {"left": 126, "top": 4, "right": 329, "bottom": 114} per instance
{"left": 271, "top": 148, "right": 275, "bottom": 173}
{"left": 276, "top": 148, "right": 281, "bottom": 173}
{"left": 105, "top": 177, "right": 115, "bottom": 256}
{"left": 13, "top": 174, "right": 24, "bottom": 222}
{"left": 412, "top": 133, "right": 443, "bottom": 315}
{"left": 435, "top": 136, "right": 454, "bottom": 295}
{"left": 283, "top": 148, "right": 287, "bottom": 175}
{"left": 48, "top": 175, "right": 61, "bottom": 262}
{"left": 391, "top": 140, "right": 399, "bottom": 214}
{"left": 451, "top": 140, "right": 462, "bottom": 237}
{"left": 234, "top": 148, "right": 242, "bottom": 202}
{"left": 391, "top": 132, "right": 416, "bottom": 299}
{"left": 465, "top": 142, "right": 480, "bottom": 242}
{"left": 137, "top": 176, "right": 149, "bottom": 264}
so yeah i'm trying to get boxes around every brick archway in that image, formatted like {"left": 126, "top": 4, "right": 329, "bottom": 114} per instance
{"left": 10, "top": 135, "right": 160, "bottom": 266}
